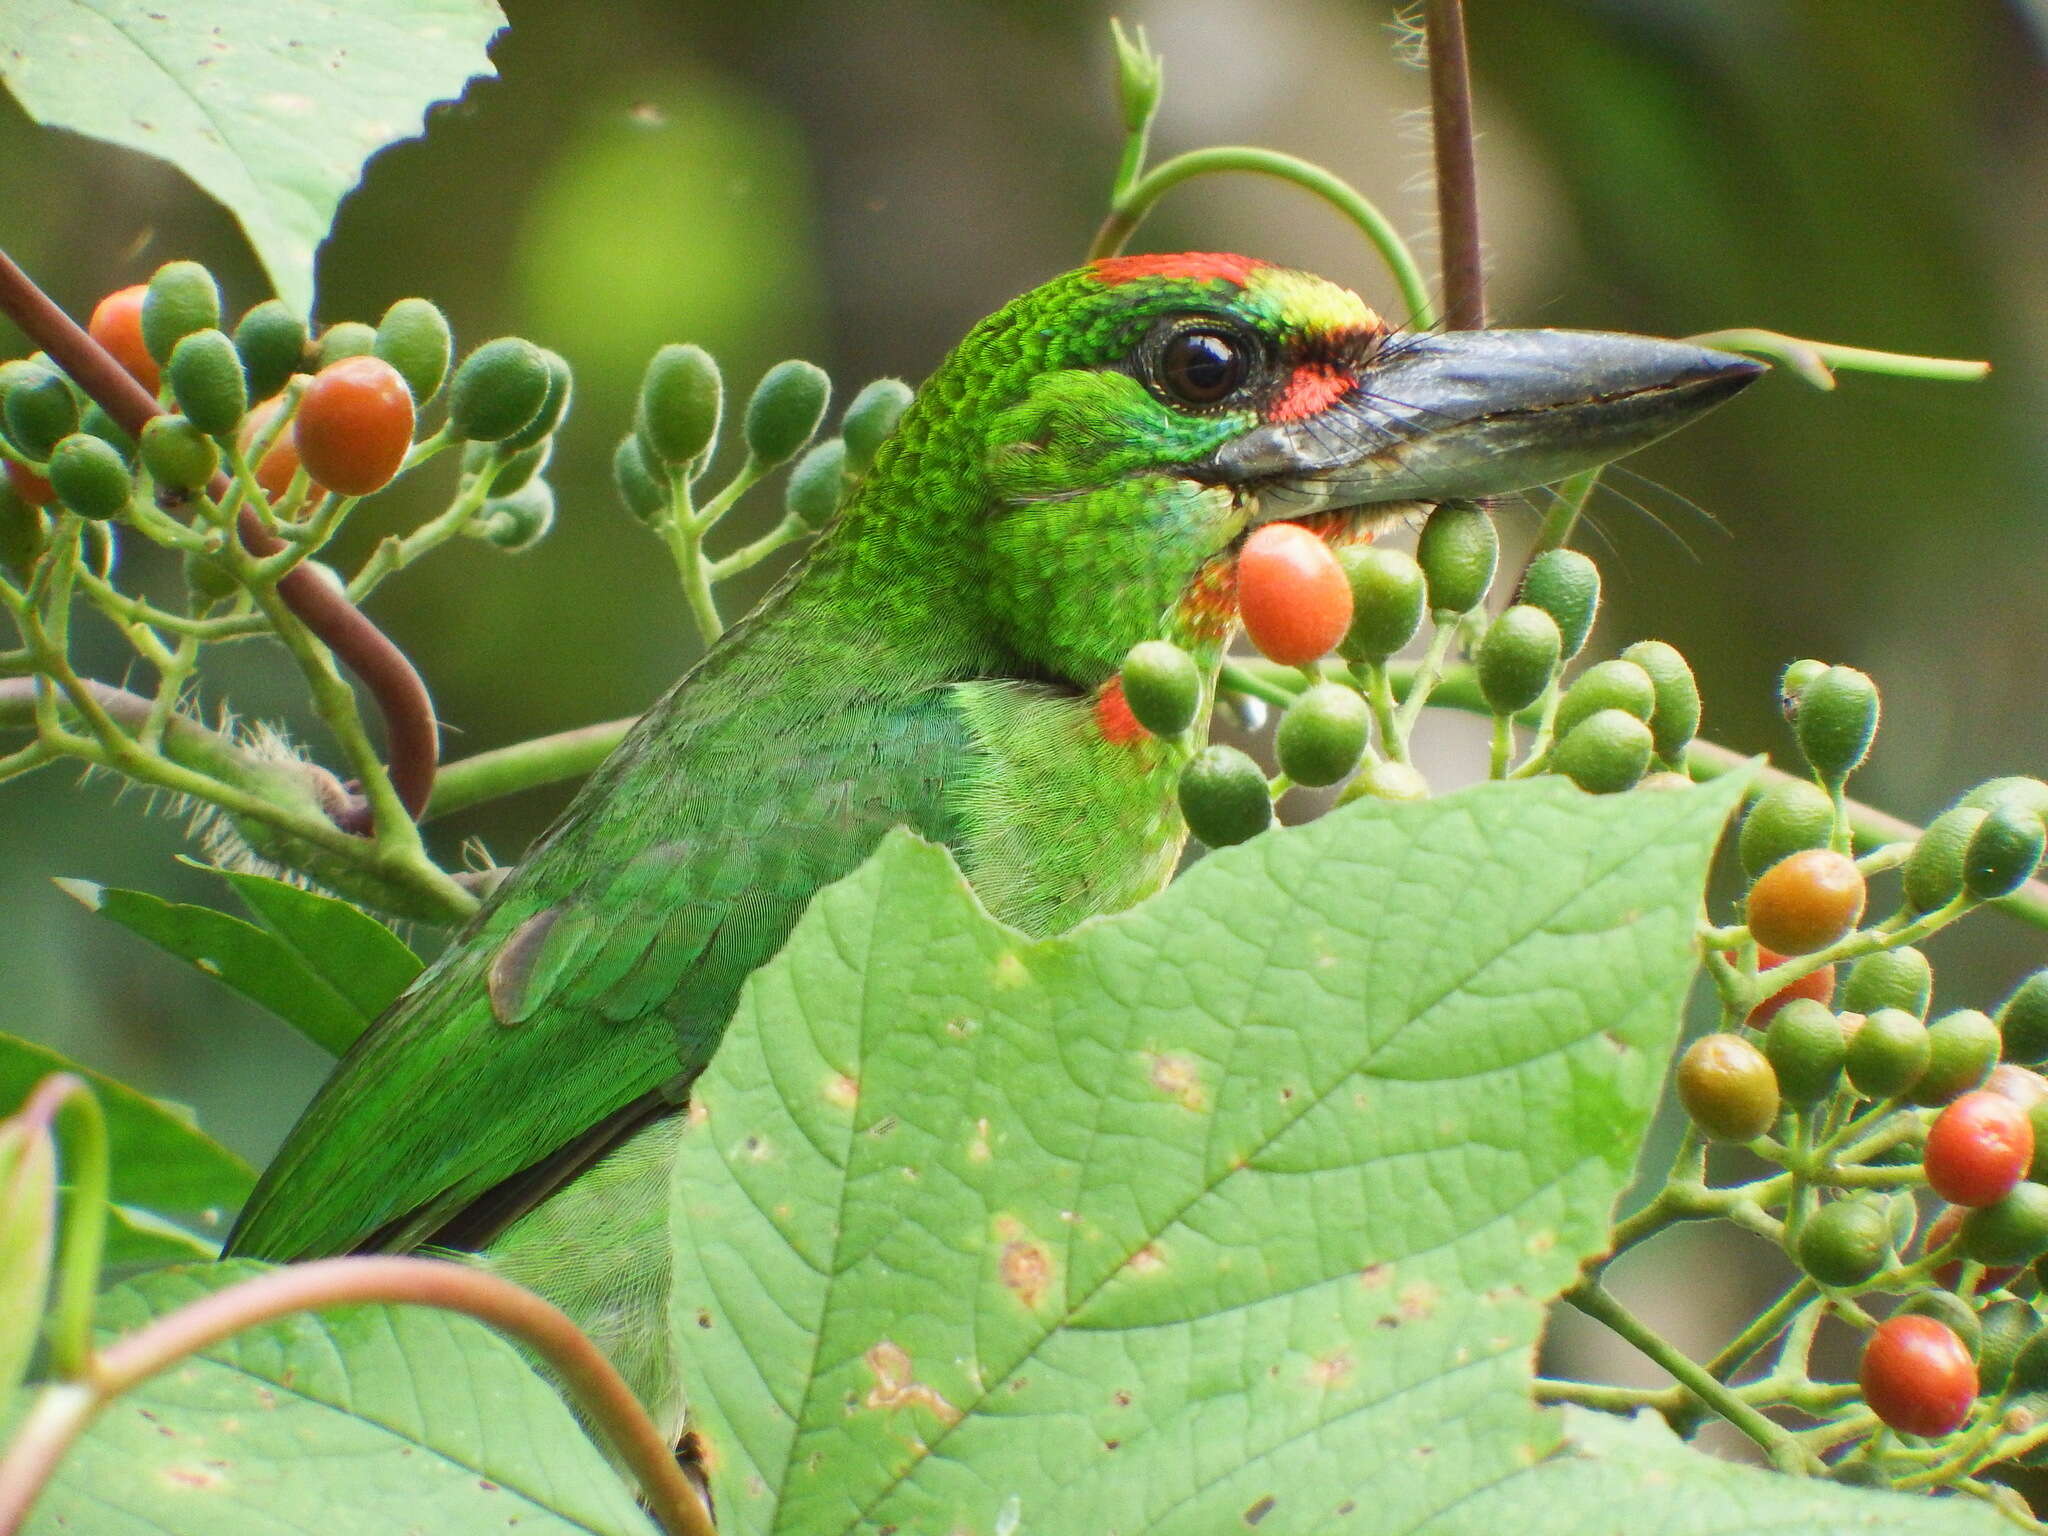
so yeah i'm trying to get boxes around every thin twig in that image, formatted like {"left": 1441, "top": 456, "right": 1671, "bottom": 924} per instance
{"left": 1424, "top": 0, "right": 1486, "bottom": 329}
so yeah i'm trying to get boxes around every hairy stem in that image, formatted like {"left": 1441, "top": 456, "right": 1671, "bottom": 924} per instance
{"left": 1424, "top": 0, "right": 1485, "bottom": 329}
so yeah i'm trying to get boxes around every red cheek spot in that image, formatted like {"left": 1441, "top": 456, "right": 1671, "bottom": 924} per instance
{"left": 1091, "top": 252, "right": 1265, "bottom": 288}
{"left": 1268, "top": 362, "right": 1354, "bottom": 422}
{"left": 1093, "top": 675, "right": 1148, "bottom": 746}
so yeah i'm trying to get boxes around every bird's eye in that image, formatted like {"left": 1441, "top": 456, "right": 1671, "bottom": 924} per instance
{"left": 1158, "top": 328, "right": 1248, "bottom": 408}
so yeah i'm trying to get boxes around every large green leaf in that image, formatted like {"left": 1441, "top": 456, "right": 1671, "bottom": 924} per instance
{"left": 667, "top": 780, "right": 1999, "bottom": 1534}
{"left": 56, "top": 876, "right": 415, "bottom": 1056}
{"left": 25, "top": 1260, "right": 657, "bottom": 1536}
{"left": 0, "top": 1034, "right": 250, "bottom": 1219}
{"left": 0, "top": 1, "right": 505, "bottom": 314}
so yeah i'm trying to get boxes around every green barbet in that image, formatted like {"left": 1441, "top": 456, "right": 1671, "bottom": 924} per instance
{"left": 229, "top": 253, "right": 1758, "bottom": 1426}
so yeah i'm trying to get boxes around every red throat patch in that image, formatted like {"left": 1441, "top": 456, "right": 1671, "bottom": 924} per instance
{"left": 1090, "top": 252, "right": 1264, "bottom": 288}
{"left": 1268, "top": 361, "right": 1355, "bottom": 422}
{"left": 1093, "top": 676, "right": 1148, "bottom": 746}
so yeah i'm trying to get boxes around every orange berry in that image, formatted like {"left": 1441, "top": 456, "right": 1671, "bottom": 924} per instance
{"left": 1746, "top": 946, "right": 1836, "bottom": 1028}
{"left": 240, "top": 396, "right": 310, "bottom": 502}
{"left": 1861, "top": 1315, "right": 1976, "bottom": 1438}
{"left": 5, "top": 460, "right": 54, "bottom": 507}
{"left": 1238, "top": 522, "right": 1353, "bottom": 667}
{"left": 292, "top": 356, "right": 414, "bottom": 498}
{"left": 88, "top": 284, "right": 160, "bottom": 393}
{"left": 1747, "top": 848, "right": 1866, "bottom": 955}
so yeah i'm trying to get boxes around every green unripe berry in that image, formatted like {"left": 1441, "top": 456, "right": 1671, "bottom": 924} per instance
{"left": 373, "top": 298, "right": 453, "bottom": 403}
{"left": 314, "top": 320, "right": 377, "bottom": 368}
{"left": 1475, "top": 604, "right": 1561, "bottom": 715}
{"left": 1963, "top": 776, "right": 2048, "bottom": 823}
{"left": 1517, "top": 548, "right": 1600, "bottom": 658}
{"left": 1177, "top": 745, "right": 1271, "bottom": 848}
{"left": 1963, "top": 1182, "right": 2048, "bottom": 1268}
{"left": 1763, "top": 998, "right": 1845, "bottom": 1105}
{"left": 501, "top": 349, "right": 573, "bottom": 453}
{"left": 1555, "top": 659, "right": 1657, "bottom": 739}
{"left": 638, "top": 344, "right": 722, "bottom": 469}
{"left": 1779, "top": 658, "right": 1827, "bottom": 713}
{"left": 79, "top": 404, "right": 134, "bottom": 463}
{"left": 1977, "top": 1299, "right": 2037, "bottom": 1393}
{"left": 613, "top": 434, "right": 668, "bottom": 525}
{"left": 467, "top": 436, "right": 552, "bottom": 498}
{"left": 1414, "top": 502, "right": 1496, "bottom": 615}
{"left": 1276, "top": 683, "right": 1370, "bottom": 787}
{"left": 1966, "top": 804, "right": 2046, "bottom": 901}
{"left": 1119, "top": 640, "right": 1201, "bottom": 739}
{"left": 234, "top": 300, "right": 310, "bottom": 402}
{"left": 840, "top": 377, "right": 913, "bottom": 472}
{"left": 1796, "top": 1198, "right": 1890, "bottom": 1288}
{"left": 1738, "top": 779, "right": 1836, "bottom": 878}
{"left": 1911, "top": 1009, "right": 2003, "bottom": 1107}
{"left": 1845, "top": 1007, "right": 1931, "bottom": 1099}
{"left": 1334, "top": 545, "right": 1425, "bottom": 662}
{"left": 140, "top": 260, "right": 221, "bottom": 365}
{"left": 138, "top": 415, "right": 220, "bottom": 492}
{"left": 1899, "top": 1290, "right": 1983, "bottom": 1359}
{"left": 785, "top": 438, "right": 848, "bottom": 530}
{"left": 1796, "top": 665, "right": 1879, "bottom": 785}
{"left": 744, "top": 359, "right": 831, "bottom": 467}
{"left": 1999, "top": 972, "right": 2048, "bottom": 1067}
{"left": 477, "top": 479, "right": 555, "bottom": 552}
{"left": 3, "top": 368, "right": 79, "bottom": 461}
{"left": 1676, "top": 1032, "right": 1779, "bottom": 1142}
{"left": 1553, "top": 708, "right": 1654, "bottom": 795}
{"left": 1841, "top": 946, "right": 1933, "bottom": 1019}
{"left": 1906, "top": 805, "right": 1989, "bottom": 914}
{"left": 45, "top": 433, "right": 132, "bottom": 521}
{"left": 2032, "top": 1100, "right": 2048, "bottom": 1183}
{"left": 1621, "top": 639, "right": 1700, "bottom": 763}
{"left": 2008, "top": 1327, "right": 2048, "bottom": 1400}
{"left": 1338, "top": 759, "right": 1430, "bottom": 804}
{"left": 165, "top": 328, "right": 247, "bottom": 437}
{"left": 182, "top": 546, "right": 237, "bottom": 605}
{"left": 0, "top": 484, "right": 45, "bottom": 578}
{"left": 448, "top": 337, "right": 553, "bottom": 442}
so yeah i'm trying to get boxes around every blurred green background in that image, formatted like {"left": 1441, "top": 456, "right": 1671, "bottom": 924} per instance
{"left": 0, "top": 0, "right": 2042, "bottom": 1445}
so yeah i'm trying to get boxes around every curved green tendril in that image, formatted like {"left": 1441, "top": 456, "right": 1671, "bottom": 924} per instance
{"left": 1688, "top": 329, "right": 1990, "bottom": 391}
{"left": 1089, "top": 147, "right": 1439, "bottom": 330}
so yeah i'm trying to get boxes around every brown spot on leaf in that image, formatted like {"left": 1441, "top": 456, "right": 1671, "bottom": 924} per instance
{"left": 1145, "top": 1052, "right": 1206, "bottom": 1110}
{"left": 823, "top": 1074, "right": 858, "bottom": 1110}
{"left": 696, "top": 1309, "right": 713, "bottom": 1329}
{"left": 1001, "top": 1239, "right": 1053, "bottom": 1308}
{"left": 1398, "top": 1282, "right": 1440, "bottom": 1322}
{"left": 160, "top": 1466, "right": 224, "bottom": 1490}
{"left": 966, "top": 1117, "right": 992, "bottom": 1162}
{"left": 1306, "top": 1352, "right": 1353, "bottom": 1388}
{"left": 1337, "top": 1501, "right": 1357, "bottom": 1516}
{"left": 488, "top": 907, "right": 562, "bottom": 1025}
{"left": 1358, "top": 1262, "right": 1391, "bottom": 1289}
{"left": 1123, "top": 1243, "right": 1165, "bottom": 1276}
{"left": 1113, "top": 1390, "right": 1132, "bottom": 1408}
{"left": 1244, "top": 1495, "right": 1277, "bottom": 1525}
{"left": 863, "top": 1341, "right": 960, "bottom": 1424}
{"left": 1526, "top": 1229, "right": 1556, "bottom": 1256}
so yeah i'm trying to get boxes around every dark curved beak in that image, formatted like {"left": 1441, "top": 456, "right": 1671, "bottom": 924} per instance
{"left": 1211, "top": 329, "right": 1764, "bottom": 514}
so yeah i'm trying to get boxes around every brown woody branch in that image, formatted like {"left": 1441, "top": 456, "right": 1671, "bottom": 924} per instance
{"left": 1425, "top": 0, "right": 1487, "bottom": 330}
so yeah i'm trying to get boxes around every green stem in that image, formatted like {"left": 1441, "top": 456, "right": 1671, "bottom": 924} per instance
{"left": 1564, "top": 1280, "right": 1813, "bottom": 1474}
{"left": 1392, "top": 618, "right": 1460, "bottom": 741}
{"left": 1706, "top": 1279, "right": 1816, "bottom": 1383}
{"left": 425, "top": 718, "right": 636, "bottom": 821}
{"left": 1686, "top": 329, "right": 1990, "bottom": 390}
{"left": 1531, "top": 1378, "right": 1678, "bottom": 1414}
{"left": 707, "top": 514, "right": 809, "bottom": 584}
{"left": 1488, "top": 712, "right": 1512, "bottom": 779}
{"left": 1089, "top": 147, "right": 1437, "bottom": 328}
{"left": 20, "top": 1077, "right": 108, "bottom": 1383}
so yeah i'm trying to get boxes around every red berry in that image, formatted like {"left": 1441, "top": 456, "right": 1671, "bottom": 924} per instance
{"left": 1744, "top": 946, "right": 1835, "bottom": 1028}
{"left": 240, "top": 396, "right": 310, "bottom": 501}
{"left": 1860, "top": 1315, "right": 1976, "bottom": 1437}
{"left": 1238, "top": 522, "right": 1353, "bottom": 667}
{"left": 89, "top": 284, "right": 160, "bottom": 393}
{"left": 293, "top": 356, "right": 414, "bottom": 497}
{"left": 1747, "top": 849, "right": 1866, "bottom": 956}
{"left": 1926, "top": 1090, "right": 2034, "bottom": 1208}
{"left": 5, "top": 460, "right": 54, "bottom": 507}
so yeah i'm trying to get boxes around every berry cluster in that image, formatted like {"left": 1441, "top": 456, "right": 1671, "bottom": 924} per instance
{"left": 1117, "top": 503, "right": 1701, "bottom": 850}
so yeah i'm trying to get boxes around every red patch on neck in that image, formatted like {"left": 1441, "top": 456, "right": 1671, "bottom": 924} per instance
{"left": 1093, "top": 675, "right": 1147, "bottom": 746}
{"left": 1267, "top": 362, "right": 1354, "bottom": 422}
{"left": 1091, "top": 252, "right": 1264, "bottom": 288}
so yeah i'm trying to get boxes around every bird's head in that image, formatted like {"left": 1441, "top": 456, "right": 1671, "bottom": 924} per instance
{"left": 867, "top": 254, "right": 1761, "bottom": 689}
